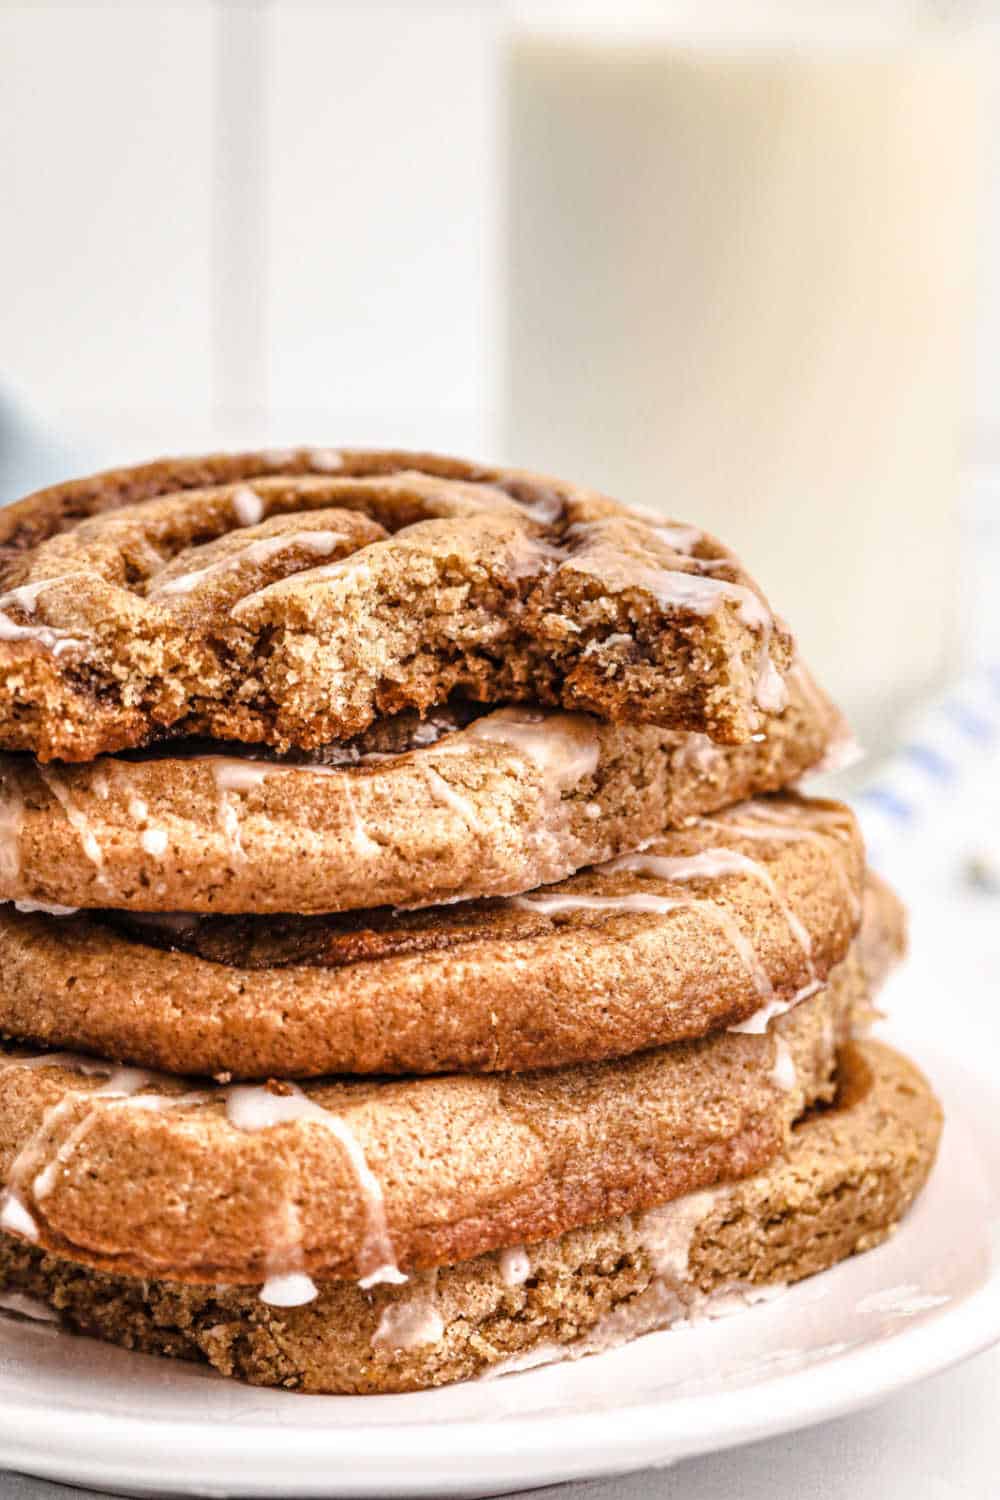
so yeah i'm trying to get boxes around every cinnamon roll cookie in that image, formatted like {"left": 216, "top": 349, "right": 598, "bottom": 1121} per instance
{"left": 0, "top": 449, "right": 794, "bottom": 762}
{"left": 0, "top": 969, "right": 862, "bottom": 1292}
{"left": 0, "top": 662, "right": 841, "bottom": 914}
{"left": 0, "top": 793, "right": 878, "bottom": 1077}
{"left": 0, "top": 1041, "right": 942, "bottom": 1392}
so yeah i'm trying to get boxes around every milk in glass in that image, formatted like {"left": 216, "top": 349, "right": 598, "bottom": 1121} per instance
{"left": 506, "top": 4, "right": 985, "bottom": 748}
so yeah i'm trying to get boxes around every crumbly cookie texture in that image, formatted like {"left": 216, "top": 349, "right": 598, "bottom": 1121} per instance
{"left": 0, "top": 660, "right": 840, "bottom": 914}
{"left": 0, "top": 982, "right": 853, "bottom": 1287}
{"left": 0, "top": 450, "right": 794, "bottom": 761}
{"left": 0, "top": 1041, "right": 942, "bottom": 1393}
{"left": 0, "top": 795, "right": 879, "bottom": 1078}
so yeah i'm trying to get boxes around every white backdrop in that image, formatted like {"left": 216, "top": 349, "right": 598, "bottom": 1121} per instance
{"left": 2, "top": 0, "right": 999, "bottom": 485}
{"left": 0, "top": 1, "right": 502, "bottom": 470}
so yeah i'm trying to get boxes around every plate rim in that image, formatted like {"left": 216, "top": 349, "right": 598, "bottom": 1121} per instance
{"left": 1, "top": 1029, "right": 998, "bottom": 1497}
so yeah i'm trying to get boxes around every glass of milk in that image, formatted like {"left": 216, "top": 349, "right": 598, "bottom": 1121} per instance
{"left": 505, "top": 1, "right": 988, "bottom": 751}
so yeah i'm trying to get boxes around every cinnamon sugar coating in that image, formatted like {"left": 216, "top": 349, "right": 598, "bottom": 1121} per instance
{"left": 0, "top": 661, "right": 839, "bottom": 915}
{"left": 0, "top": 794, "right": 880, "bottom": 1077}
{"left": 0, "top": 1041, "right": 941, "bottom": 1392}
{"left": 0, "top": 976, "right": 860, "bottom": 1287}
{"left": 0, "top": 449, "right": 793, "bottom": 761}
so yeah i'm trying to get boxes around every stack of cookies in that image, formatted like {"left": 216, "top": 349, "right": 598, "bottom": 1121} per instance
{"left": 0, "top": 450, "right": 940, "bottom": 1393}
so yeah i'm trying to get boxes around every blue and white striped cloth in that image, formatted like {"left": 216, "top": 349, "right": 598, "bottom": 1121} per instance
{"left": 850, "top": 666, "right": 1000, "bottom": 872}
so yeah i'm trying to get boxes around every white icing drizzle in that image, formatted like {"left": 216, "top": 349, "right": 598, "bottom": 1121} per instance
{"left": 0, "top": 1057, "right": 152, "bottom": 1235}
{"left": 211, "top": 759, "right": 275, "bottom": 793}
{"left": 709, "top": 800, "right": 861, "bottom": 922}
{"left": 0, "top": 1052, "right": 124, "bottom": 1076}
{"left": 648, "top": 522, "right": 704, "bottom": 553}
{"left": 0, "top": 1193, "right": 38, "bottom": 1240}
{"left": 306, "top": 447, "right": 344, "bottom": 472}
{"left": 225, "top": 1084, "right": 403, "bottom": 1288}
{"left": 0, "top": 1290, "right": 60, "bottom": 1323}
{"left": 503, "top": 530, "right": 566, "bottom": 580}
{"left": 124, "top": 1090, "right": 207, "bottom": 1113}
{"left": 35, "top": 768, "right": 105, "bottom": 880}
{"left": 138, "top": 711, "right": 598, "bottom": 880}
{"left": 231, "top": 542, "right": 378, "bottom": 615}
{"left": 256, "top": 1194, "right": 314, "bottom": 1308}
{"left": 515, "top": 487, "right": 564, "bottom": 525}
{"left": 194, "top": 708, "right": 598, "bottom": 807}
{"left": 0, "top": 575, "right": 87, "bottom": 656}
{"left": 424, "top": 767, "right": 483, "bottom": 833}
{"left": 230, "top": 485, "right": 265, "bottom": 527}
{"left": 215, "top": 787, "right": 246, "bottom": 865}
{"left": 260, "top": 449, "right": 295, "bottom": 470}
{"left": 32, "top": 1067, "right": 151, "bottom": 1200}
{"left": 515, "top": 888, "right": 774, "bottom": 1003}
{"left": 718, "top": 798, "right": 854, "bottom": 844}
{"left": 812, "top": 726, "right": 865, "bottom": 776}
{"left": 0, "top": 1051, "right": 400, "bottom": 1292}
{"left": 149, "top": 529, "right": 346, "bottom": 598}
{"left": 728, "top": 978, "right": 824, "bottom": 1036}
{"left": 564, "top": 547, "right": 769, "bottom": 626}
{"left": 13, "top": 900, "right": 79, "bottom": 917}
{"left": 559, "top": 534, "right": 786, "bottom": 715}
{"left": 513, "top": 889, "right": 683, "bottom": 918}
{"left": 372, "top": 1272, "right": 444, "bottom": 1351}
{"left": 259, "top": 1272, "right": 319, "bottom": 1308}
{"left": 671, "top": 732, "right": 723, "bottom": 776}
{"left": 339, "top": 780, "right": 382, "bottom": 860}
{"left": 639, "top": 1188, "right": 719, "bottom": 1280}
{"left": 0, "top": 579, "right": 76, "bottom": 611}
{"left": 602, "top": 846, "right": 814, "bottom": 973}
{"left": 139, "top": 827, "right": 168, "bottom": 858}
{"left": 196, "top": 717, "right": 450, "bottom": 790}
{"left": 128, "top": 797, "right": 149, "bottom": 823}
{"left": 769, "top": 1036, "right": 798, "bottom": 1092}
{"left": 755, "top": 649, "right": 789, "bottom": 713}
{"left": 499, "top": 1246, "right": 532, "bottom": 1287}
{"left": 0, "top": 625, "right": 81, "bottom": 657}
{"left": 460, "top": 708, "right": 599, "bottom": 790}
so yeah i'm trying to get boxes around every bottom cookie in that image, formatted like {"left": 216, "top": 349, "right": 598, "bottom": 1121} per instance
{"left": 0, "top": 1039, "right": 940, "bottom": 1394}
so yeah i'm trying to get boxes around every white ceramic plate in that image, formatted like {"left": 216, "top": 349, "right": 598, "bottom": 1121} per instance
{"left": 1, "top": 1032, "right": 997, "bottom": 1500}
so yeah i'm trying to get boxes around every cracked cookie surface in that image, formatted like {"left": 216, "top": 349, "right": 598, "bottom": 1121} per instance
{"left": 0, "top": 448, "right": 793, "bottom": 761}
{"left": 0, "top": 662, "right": 843, "bottom": 914}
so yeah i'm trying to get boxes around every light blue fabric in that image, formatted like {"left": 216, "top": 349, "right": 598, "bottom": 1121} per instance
{"left": 851, "top": 668, "right": 1000, "bottom": 869}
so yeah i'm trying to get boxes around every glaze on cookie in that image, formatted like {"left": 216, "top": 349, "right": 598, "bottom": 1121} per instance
{"left": 0, "top": 449, "right": 793, "bottom": 761}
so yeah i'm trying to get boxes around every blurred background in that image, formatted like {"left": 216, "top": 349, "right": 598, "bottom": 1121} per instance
{"left": 1, "top": 0, "right": 999, "bottom": 765}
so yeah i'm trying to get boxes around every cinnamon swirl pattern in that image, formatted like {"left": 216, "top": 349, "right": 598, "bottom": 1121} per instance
{"left": 0, "top": 447, "right": 938, "bottom": 1393}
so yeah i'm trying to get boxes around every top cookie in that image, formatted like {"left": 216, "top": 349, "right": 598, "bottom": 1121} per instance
{"left": 0, "top": 449, "right": 794, "bottom": 762}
